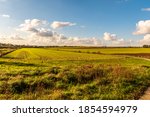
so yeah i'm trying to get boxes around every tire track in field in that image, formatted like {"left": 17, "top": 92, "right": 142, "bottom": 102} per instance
{"left": 0, "top": 49, "right": 16, "bottom": 57}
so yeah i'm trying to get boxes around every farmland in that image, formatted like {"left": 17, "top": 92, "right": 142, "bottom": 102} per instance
{"left": 0, "top": 47, "right": 150, "bottom": 99}
{"left": 0, "top": 48, "right": 15, "bottom": 57}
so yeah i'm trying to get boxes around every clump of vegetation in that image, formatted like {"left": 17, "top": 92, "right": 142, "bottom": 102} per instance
{"left": 0, "top": 64, "right": 150, "bottom": 100}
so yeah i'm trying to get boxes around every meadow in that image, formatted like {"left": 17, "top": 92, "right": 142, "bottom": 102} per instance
{"left": 0, "top": 47, "right": 150, "bottom": 99}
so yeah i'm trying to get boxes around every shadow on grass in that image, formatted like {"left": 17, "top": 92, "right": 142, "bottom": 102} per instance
{"left": 0, "top": 61, "right": 42, "bottom": 67}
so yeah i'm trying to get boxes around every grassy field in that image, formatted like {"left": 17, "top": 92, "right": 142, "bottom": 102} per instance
{"left": 0, "top": 47, "right": 150, "bottom": 99}
{"left": 52, "top": 47, "right": 150, "bottom": 54}
{"left": 0, "top": 48, "right": 15, "bottom": 57}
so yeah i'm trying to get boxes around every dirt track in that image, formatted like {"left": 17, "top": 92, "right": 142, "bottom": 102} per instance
{"left": 140, "top": 87, "right": 150, "bottom": 100}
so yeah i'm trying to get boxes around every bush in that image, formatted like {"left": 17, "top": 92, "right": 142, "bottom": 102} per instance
{"left": 75, "top": 65, "right": 106, "bottom": 84}
{"left": 29, "top": 76, "right": 55, "bottom": 92}
{"left": 10, "top": 80, "right": 28, "bottom": 94}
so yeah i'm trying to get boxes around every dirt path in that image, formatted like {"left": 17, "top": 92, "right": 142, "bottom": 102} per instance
{"left": 138, "top": 57, "right": 150, "bottom": 100}
{"left": 0, "top": 50, "right": 16, "bottom": 57}
{"left": 140, "top": 87, "right": 150, "bottom": 100}
{"left": 139, "top": 57, "right": 150, "bottom": 100}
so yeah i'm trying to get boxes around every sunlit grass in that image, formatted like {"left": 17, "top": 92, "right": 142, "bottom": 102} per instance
{"left": 0, "top": 47, "right": 150, "bottom": 100}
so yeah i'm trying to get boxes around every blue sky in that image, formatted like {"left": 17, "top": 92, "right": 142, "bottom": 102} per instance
{"left": 0, "top": 0, "right": 150, "bottom": 46}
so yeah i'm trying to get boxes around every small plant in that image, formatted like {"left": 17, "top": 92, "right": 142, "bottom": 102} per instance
{"left": 50, "top": 67, "right": 61, "bottom": 74}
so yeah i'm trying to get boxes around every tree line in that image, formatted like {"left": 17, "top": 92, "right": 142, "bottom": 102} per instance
{"left": 143, "top": 45, "right": 150, "bottom": 48}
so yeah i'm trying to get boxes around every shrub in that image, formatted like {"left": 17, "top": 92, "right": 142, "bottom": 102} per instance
{"left": 9, "top": 80, "right": 28, "bottom": 94}
{"left": 29, "top": 77, "right": 55, "bottom": 92}
{"left": 75, "top": 65, "right": 106, "bottom": 84}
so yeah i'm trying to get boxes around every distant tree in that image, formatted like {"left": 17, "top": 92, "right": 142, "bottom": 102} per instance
{"left": 143, "top": 45, "right": 150, "bottom": 48}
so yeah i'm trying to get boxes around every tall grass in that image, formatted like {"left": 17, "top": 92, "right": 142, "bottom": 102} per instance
{"left": 0, "top": 64, "right": 150, "bottom": 100}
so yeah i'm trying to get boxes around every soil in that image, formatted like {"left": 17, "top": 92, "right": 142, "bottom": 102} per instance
{"left": 140, "top": 87, "right": 150, "bottom": 100}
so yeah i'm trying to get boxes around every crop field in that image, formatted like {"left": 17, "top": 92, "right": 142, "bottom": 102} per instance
{"left": 0, "top": 47, "right": 150, "bottom": 100}
{"left": 0, "top": 48, "right": 15, "bottom": 57}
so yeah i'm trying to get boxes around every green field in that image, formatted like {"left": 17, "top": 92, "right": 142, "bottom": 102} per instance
{"left": 53, "top": 47, "right": 150, "bottom": 54}
{"left": 0, "top": 48, "right": 15, "bottom": 56}
{"left": 0, "top": 47, "right": 150, "bottom": 99}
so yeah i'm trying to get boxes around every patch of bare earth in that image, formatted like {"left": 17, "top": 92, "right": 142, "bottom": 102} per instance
{"left": 140, "top": 87, "right": 150, "bottom": 100}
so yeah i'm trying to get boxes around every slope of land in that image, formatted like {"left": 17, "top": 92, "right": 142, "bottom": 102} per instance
{"left": 0, "top": 47, "right": 150, "bottom": 100}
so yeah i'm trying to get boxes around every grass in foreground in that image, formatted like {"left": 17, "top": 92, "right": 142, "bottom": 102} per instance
{"left": 0, "top": 64, "right": 150, "bottom": 99}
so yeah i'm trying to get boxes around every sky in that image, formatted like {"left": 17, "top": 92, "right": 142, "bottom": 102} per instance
{"left": 0, "top": 0, "right": 150, "bottom": 46}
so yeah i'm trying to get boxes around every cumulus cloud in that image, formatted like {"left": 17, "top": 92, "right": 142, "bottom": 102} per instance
{"left": 8, "top": 34, "right": 24, "bottom": 40}
{"left": 112, "top": 39, "right": 128, "bottom": 46}
{"left": 133, "top": 20, "right": 150, "bottom": 35}
{"left": 1, "top": 14, "right": 10, "bottom": 18}
{"left": 30, "top": 28, "right": 54, "bottom": 37}
{"left": 133, "top": 20, "right": 150, "bottom": 45}
{"left": 19, "top": 19, "right": 46, "bottom": 31}
{"left": 103, "top": 32, "right": 132, "bottom": 46}
{"left": 141, "top": 8, "right": 150, "bottom": 11}
{"left": 36, "top": 29, "right": 53, "bottom": 37}
{"left": 2, "top": 18, "right": 135, "bottom": 46}
{"left": 139, "top": 34, "right": 150, "bottom": 45}
{"left": 28, "top": 35, "right": 101, "bottom": 46}
{"left": 66, "top": 37, "right": 101, "bottom": 46}
{"left": 18, "top": 19, "right": 54, "bottom": 38}
{"left": 9, "top": 19, "right": 102, "bottom": 46}
{"left": 51, "top": 21, "right": 76, "bottom": 29}
{"left": 103, "top": 32, "right": 117, "bottom": 41}
{"left": 0, "top": 34, "right": 27, "bottom": 45}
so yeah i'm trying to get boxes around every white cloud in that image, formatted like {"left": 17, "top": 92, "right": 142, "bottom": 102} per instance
{"left": 103, "top": 32, "right": 117, "bottom": 41}
{"left": 1, "top": 32, "right": 102, "bottom": 46}
{"left": 28, "top": 28, "right": 54, "bottom": 38}
{"left": 103, "top": 32, "right": 132, "bottom": 46}
{"left": 141, "top": 8, "right": 150, "bottom": 11}
{"left": 35, "top": 28, "right": 53, "bottom": 37}
{"left": 133, "top": 20, "right": 150, "bottom": 45}
{"left": 66, "top": 37, "right": 101, "bottom": 46}
{"left": 1, "top": 14, "right": 10, "bottom": 18}
{"left": 17, "top": 19, "right": 99, "bottom": 46}
{"left": 0, "top": 34, "right": 27, "bottom": 45}
{"left": 139, "top": 34, "right": 150, "bottom": 45}
{"left": 112, "top": 39, "right": 127, "bottom": 46}
{"left": 8, "top": 34, "right": 24, "bottom": 40}
{"left": 27, "top": 34, "right": 102, "bottom": 46}
{"left": 19, "top": 19, "right": 47, "bottom": 32}
{"left": 51, "top": 21, "right": 76, "bottom": 29}
{"left": 18, "top": 19, "right": 54, "bottom": 38}
{"left": 133, "top": 20, "right": 150, "bottom": 35}
{"left": 1, "top": 18, "right": 134, "bottom": 46}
